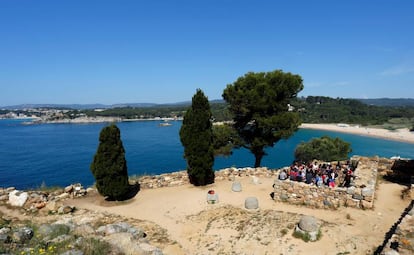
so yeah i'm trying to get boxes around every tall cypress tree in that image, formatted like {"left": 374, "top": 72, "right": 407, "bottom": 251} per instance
{"left": 180, "top": 89, "right": 215, "bottom": 186}
{"left": 90, "top": 124, "right": 129, "bottom": 200}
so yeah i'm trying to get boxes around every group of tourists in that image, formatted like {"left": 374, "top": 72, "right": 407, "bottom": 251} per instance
{"left": 278, "top": 160, "right": 356, "bottom": 188}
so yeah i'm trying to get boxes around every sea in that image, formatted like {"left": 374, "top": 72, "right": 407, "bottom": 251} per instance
{"left": 1, "top": 119, "right": 414, "bottom": 190}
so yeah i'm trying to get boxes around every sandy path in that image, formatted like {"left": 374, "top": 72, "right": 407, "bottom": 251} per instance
{"left": 65, "top": 176, "right": 409, "bottom": 254}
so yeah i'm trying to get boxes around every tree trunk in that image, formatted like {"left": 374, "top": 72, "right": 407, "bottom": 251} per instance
{"left": 253, "top": 148, "right": 265, "bottom": 168}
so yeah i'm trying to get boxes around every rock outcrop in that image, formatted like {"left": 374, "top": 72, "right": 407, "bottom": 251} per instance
{"left": 0, "top": 210, "right": 164, "bottom": 255}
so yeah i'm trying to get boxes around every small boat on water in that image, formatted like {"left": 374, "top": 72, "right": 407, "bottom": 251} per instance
{"left": 159, "top": 122, "right": 172, "bottom": 127}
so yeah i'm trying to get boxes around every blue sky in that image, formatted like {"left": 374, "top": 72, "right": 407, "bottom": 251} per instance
{"left": 1, "top": 0, "right": 413, "bottom": 106}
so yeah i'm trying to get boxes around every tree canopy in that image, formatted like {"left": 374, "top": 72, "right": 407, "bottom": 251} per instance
{"left": 222, "top": 70, "right": 304, "bottom": 167}
{"left": 294, "top": 136, "right": 352, "bottom": 163}
{"left": 212, "top": 123, "right": 242, "bottom": 157}
{"left": 179, "top": 89, "right": 215, "bottom": 186}
{"left": 90, "top": 124, "right": 130, "bottom": 200}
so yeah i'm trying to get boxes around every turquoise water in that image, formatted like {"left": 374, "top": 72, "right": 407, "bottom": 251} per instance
{"left": 1, "top": 119, "right": 413, "bottom": 189}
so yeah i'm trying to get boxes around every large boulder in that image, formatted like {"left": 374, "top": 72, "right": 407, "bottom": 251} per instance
{"left": 231, "top": 182, "right": 242, "bottom": 192}
{"left": 244, "top": 197, "right": 259, "bottom": 210}
{"left": 45, "top": 201, "right": 58, "bottom": 212}
{"left": 8, "top": 190, "right": 28, "bottom": 207}
{"left": 11, "top": 227, "right": 34, "bottom": 244}
{"left": 58, "top": 205, "right": 75, "bottom": 214}
{"left": 97, "top": 222, "right": 146, "bottom": 239}
{"left": 104, "top": 232, "right": 161, "bottom": 255}
{"left": 0, "top": 228, "right": 11, "bottom": 244}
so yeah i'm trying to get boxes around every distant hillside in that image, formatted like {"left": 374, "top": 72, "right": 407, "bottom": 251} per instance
{"left": 1, "top": 104, "right": 111, "bottom": 110}
{"left": 1, "top": 100, "right": 225, "bottom": 110}
{"left": 356, "top": 98, "right": 414, "bottom": 107}
{"left": 292, "top": 96, "right": 414, "bottom": 126}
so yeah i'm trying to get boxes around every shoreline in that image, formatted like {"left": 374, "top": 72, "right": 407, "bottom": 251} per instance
{"left": 3, "top": 117, "right": 414, "bottom": 144}
{"left": 4, "top": 117, "right": 414, "bottom": 145}
{"left": 300, "top": 123, "right": 414, "bottom": 144}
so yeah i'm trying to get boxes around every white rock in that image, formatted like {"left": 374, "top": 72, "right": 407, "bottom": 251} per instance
{"left": 56, "top": 193, "right": 70, "bottom": 200}
{"left": 8, "top": 190, "right": 28, "bottom": 207}
{"left": 64, "top": 185, "right": 73, "bottom": 193}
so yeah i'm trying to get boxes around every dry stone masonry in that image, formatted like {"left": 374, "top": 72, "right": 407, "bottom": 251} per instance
{"left": 271, "top": 156, "right": 388, "bottom": 209}
{"left": 138, "top": 167, "right": 277, "bottom": 189}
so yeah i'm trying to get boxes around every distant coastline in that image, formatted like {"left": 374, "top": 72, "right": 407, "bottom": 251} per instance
{"left": 14, "top": 116, "right": 183, "bottom": 125}
{"left": 2, "top": 117, "right": 413, "bottom": 145}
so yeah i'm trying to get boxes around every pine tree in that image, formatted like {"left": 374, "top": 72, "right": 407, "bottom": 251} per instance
{"left": 223, "top": 69, "right": 304, "bottom": 167}
{"left": 90, "top": 124, "right": 129, "bottom": 200}
{"left": 180, "top": 89, "right": 215, "bottom": 186}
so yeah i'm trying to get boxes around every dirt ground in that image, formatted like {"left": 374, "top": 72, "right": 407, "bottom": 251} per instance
{"left": 63, "top": 176, "right": 409, "bottom": 255}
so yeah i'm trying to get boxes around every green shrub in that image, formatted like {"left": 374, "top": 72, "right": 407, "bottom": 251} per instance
{"left": 292, "top": 229, "right": 311, "bottom": 242}
{"left": 294, "top": 135, "right": 351, "bottom": 163}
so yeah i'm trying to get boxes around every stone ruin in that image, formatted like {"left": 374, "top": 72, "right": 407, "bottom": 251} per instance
{"left": 271, "top": 156, "right": 392, "bottom": 209}
{"left": 138, "top": 167, "right": 277, "bottom": 189}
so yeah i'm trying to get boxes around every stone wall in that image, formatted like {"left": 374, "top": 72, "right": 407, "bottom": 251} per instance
{"left": 138, "top": 167, "right": 278, "bottom": 189}
{"left": 271, "top": 156, "right": 392, "bottom": 210}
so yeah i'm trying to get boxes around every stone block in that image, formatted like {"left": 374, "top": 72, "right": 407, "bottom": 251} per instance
{"left": 346, "top": 198, "right": 360, "bottom": 208}
{"left": 231, "top": 181, "right": 242, "bottom": 192}
{"left": 352, "top": 194, "right": 363, "bottom": 200}
{"left": 361, "top": 187, "right": 374, "bottom": 197}
{"left": 361, "top": 200, "right": 373, "bottom": 209}
{"left": 363, "top": 195, "right": 374, "bottom": 202}
{"left": 279, "top": 193, "right": 289, "bottom": 201}
{"left": 245, "top": 197, "right": 259, "bottom": 210}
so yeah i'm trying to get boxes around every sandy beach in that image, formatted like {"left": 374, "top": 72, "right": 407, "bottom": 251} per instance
{"left": 300, "top": 123, "right": 414, "bottom": 144}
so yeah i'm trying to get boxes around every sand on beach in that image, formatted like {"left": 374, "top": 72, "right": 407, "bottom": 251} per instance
{"left": 300, "top": 123, "right": 414, "bottom": 144}
{"left": 65, "top": 176, "right": 409, "bottom": 255}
